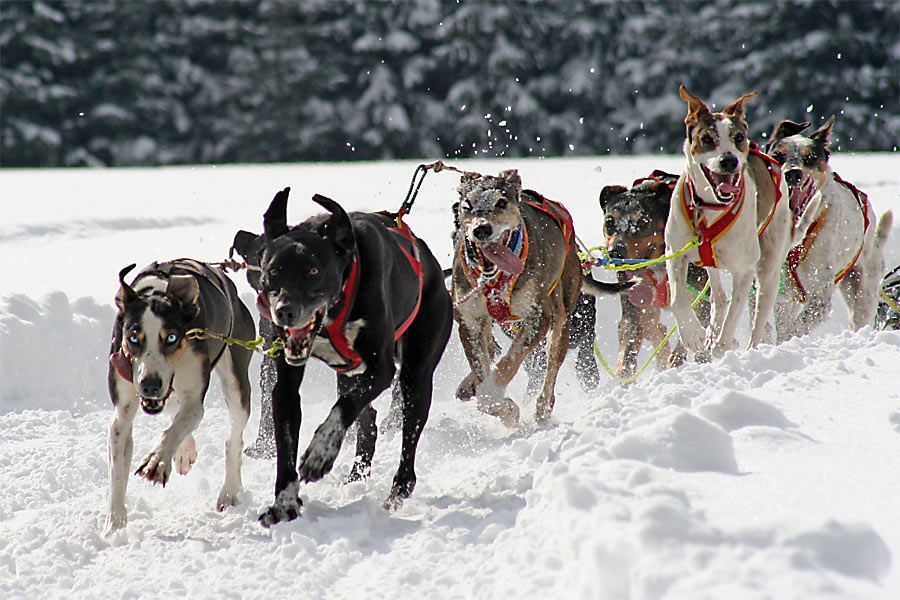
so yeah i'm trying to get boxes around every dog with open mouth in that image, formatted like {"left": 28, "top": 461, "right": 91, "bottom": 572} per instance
{"left": 599, "top": 171, "right": 710, "bottom": 379}
{"left": 766, "top": 116, "right": 893, "bottom": 340}
{"left": 665, "top": 86, "right": 795, "bottom": 359}
{"left": 451, "top": 169, "right": 631, "bottom": 428}
{"left": 246, "top": 188, "right": 452, "bottom": 527}
{"left": 104, "top": 259, "right": 255, "bottom": 536}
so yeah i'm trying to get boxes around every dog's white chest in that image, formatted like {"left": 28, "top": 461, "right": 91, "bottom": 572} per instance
{"left": 311, "top": 318, "right": 367, "bottom": 375}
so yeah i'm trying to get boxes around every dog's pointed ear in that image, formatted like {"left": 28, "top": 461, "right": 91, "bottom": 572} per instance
{"left": 722, "top": 91, "right": 758, "bottom": 121}
{"left": 599, "top": 185, "right": 627, "bottom": 212}
{"left": 679, "top": 85, "right": 711, "bottom": 127}
{"left": 115, "top": 264, "right": 138, "bottom": 311}
{"left": 769, "top": 119, "right": 811, "bottom": 146}
{"left": 312, "top": 193, "right": 356, "bottom": 255}
{"left": 263, "top": 187, "right": 291, "bottom": 239}
{"left": 166, "top": 275, "right": 201, "bottom": 319}
{"left": 810, "top": 115, "right": 836, "bottom": 147}
{"left": 649, "top": 180, "right": 674, "bottom": 202}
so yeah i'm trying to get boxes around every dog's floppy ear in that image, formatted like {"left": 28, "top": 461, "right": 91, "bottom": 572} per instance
{"left": 810, "top": 115, "right": 835, "bottom": 147}
{"left": 263, "top": 187, "right": 291, "bottom": 239}
{"left": 312, "top": 193, "right": 355, "bottom": 255}
{"left": 115, "top": 264, "right": 138, "bottom": 311}
{"left": 722, "top": 91, "right": 758, "bottom": 121}
{"left": 231, "top": 230, "right": 261, "bottom": 264}
{"left": 679, "top": 85, "right": 711, "bottom": 128}
{"left": 770, "top": 119, "right": 811, "bottom": 144}
{"left": 599, "top": 185, "right": 627, "bottom": 212}
{"left": 166, "top": 275, "right": 201, "bottom": 319}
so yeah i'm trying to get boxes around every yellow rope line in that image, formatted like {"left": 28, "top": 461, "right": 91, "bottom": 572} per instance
{"left": 594, "top": 278, "right": 711, "bottom": 384}
{"left": 580, "top": 235, "right": 701, "bottom": 272}
{"left": 186, "top": 328, "right": 284, "bottom": 358}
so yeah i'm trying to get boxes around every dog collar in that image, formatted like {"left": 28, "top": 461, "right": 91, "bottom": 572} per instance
{"left": 462, "top": 221, "right": 529, "bottom": 327}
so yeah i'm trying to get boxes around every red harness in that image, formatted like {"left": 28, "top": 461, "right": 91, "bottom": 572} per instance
{"left": 681, "top": 145, "right": 783, "bottom": 268}
{"left": 320, "top": 215, "right": 423, "bottom": 372}
{"left": 463, "top": 192, "right": 574, "bottom": 328}
{"left": 786, "top": 173, "right": 870, "bottom": 301}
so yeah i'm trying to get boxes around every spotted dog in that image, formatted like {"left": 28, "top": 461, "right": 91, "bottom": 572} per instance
{"left": 666, "top": 86, "right": 794, "bottom": 359}
{"left": 766, "top": 116, "right": 892, "bottom": 340}
{"left": 104, "top": 260, "right": 254, "bottom": 536}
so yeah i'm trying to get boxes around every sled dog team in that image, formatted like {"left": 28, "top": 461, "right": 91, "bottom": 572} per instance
{"left": 103, "top": 87, "right": 893, "bottom": 535}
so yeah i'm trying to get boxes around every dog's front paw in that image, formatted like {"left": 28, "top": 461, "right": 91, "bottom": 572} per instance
{"left": 259, "top": 482, "right": 303, "bottom": 528}
{"left": 298, "top": 413, "right": 346, "bottom": 483}
{"left": 258, "top": 498, "right": 302, "bottom": 528}
{"left": 347, "top": 459, "right": 371, "bottom": 483}
{"left": 102, "top": 511, "right": 127, "bottom": 537}
{"left": 383, "top": 477, "right": 416, "bottom": 512}
{"left": 455, "top": 373, "right": 480, "bottom": 401}
{"left": 535, "top": 393, "right": 555, "bottom": 426}
{"left": 174, "top": 435, "right": 198, "bottom": 476}
{"left": 216, "top": 487, "right": 241, "bottom": 512}
{"left": 135, "top": 451, "right": 172, "bottom": 486}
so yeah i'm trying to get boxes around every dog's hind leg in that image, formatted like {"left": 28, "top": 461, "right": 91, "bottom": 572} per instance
{"left": 215, "top": 346, "right": 252, "bottom": 511}
{"left": 104, "top": 375, "right": 139, "bottom": 537}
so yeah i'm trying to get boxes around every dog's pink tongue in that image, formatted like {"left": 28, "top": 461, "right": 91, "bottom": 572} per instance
{"left": 481, "top": 242, "right": 524, "bottom": 274}
{"left": 716, "top": 180, "right": 741, "bottom": 197}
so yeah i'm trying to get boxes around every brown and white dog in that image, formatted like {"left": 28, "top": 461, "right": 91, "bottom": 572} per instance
{"left": 599, "top": 172, "right": 710, "bottom": 379}
{"left": 665, "top": 86, "right": 795, "bottom": 358}
{"left": 104, "top": 260, "right": 254, "bottom": 536}
{"left": 766, "top": 116, "right": 893, "bottom": 340}
{"left": 452, "top": 169, "right": 628, "bottom": 427}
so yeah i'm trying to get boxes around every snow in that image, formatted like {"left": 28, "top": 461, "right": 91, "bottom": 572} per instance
{"left": 1, "top": 154, "right": 899, "bottom": 599}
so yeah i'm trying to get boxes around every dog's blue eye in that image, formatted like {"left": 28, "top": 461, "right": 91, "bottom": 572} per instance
{"left": 166, "top": 333, "right": 178, "bottom": 344}
{"left": 128, "top": 335, "right": 140, "bottom": 345}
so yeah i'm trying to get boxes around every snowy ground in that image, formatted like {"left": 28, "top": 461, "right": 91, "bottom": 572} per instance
{"left": 1, "top": 155, "right": 899, "bottom": 599}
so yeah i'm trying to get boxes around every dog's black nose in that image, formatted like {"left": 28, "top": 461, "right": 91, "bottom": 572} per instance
{"left": 784, "top": 168, "right": 803, "bottom": 187}
{"left": 473, "top": 223, "right": 493, "bottom": 241}
{"left": 275, "top": 306, "right": 295, "bottom": 325}
{"left": 139, "top": 375, "right": 163, "bottom": 398}
{"left": 719, "top": 152, "right": 738, "bottom": 172}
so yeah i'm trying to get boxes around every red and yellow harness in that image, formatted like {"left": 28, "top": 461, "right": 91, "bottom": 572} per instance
{"left": 462, "top": 192, "right": 574, "bottom": 328}
{"left": 785, "top": 173, "right": 870, "bottom": 302}
{"left": 680, "top": 144, "right": 783, "bottom": 268}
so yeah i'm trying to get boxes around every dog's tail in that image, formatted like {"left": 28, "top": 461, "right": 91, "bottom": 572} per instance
{"left": 875, "top": 210, "right": 893, "bottom": 249}
{"left": 582, "top": 273, "right": 635, "bottom": 296}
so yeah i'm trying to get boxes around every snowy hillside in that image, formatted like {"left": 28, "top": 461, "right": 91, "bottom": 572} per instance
{"left": 1, "top": 155, "right": 899, "bottom": 599}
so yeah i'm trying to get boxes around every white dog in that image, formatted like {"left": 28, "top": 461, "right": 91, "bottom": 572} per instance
{"left": 766, "top": 116, "right": 893, "bottom": 340}
{"left": 665, "top": 86, "right": 796, "bottom": 359}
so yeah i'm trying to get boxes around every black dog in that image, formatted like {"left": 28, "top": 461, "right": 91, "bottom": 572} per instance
{"left": 241, "top": 188, "right": 452, "bottom": 526}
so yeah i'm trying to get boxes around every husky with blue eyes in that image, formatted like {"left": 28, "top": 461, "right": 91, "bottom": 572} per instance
{"left": 104, "top": 259, "right": 255, "bottom": 536}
